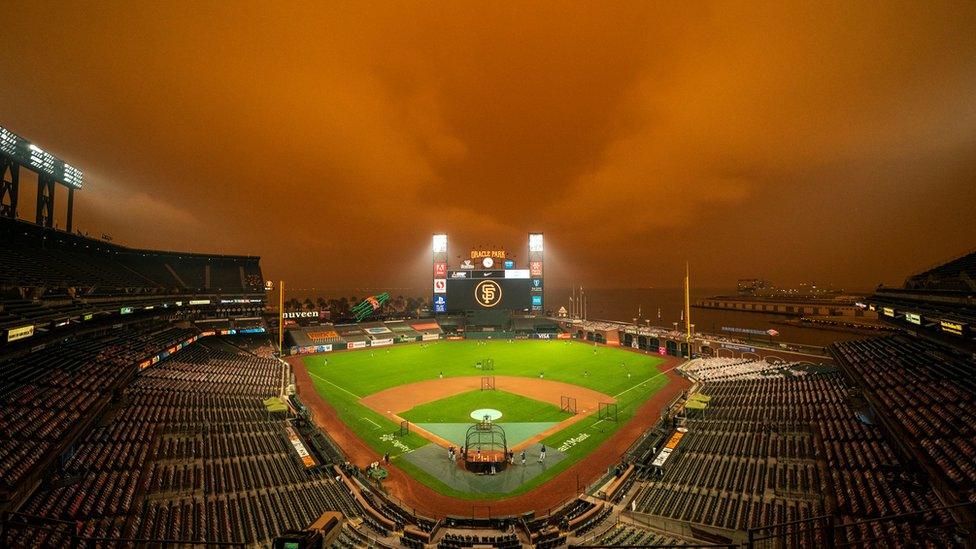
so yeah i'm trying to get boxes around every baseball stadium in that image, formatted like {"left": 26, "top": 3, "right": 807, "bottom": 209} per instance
{"left": 4, "top": 5, "right": 976, "bottom": 548}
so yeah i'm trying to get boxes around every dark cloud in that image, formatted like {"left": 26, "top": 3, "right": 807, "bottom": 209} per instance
{"left": 1, "top": 1, "right": 974, "bottom": 292}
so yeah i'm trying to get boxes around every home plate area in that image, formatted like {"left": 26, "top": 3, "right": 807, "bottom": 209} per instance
{"left": 401, "top": 443, "right": 568, "bottom": 495}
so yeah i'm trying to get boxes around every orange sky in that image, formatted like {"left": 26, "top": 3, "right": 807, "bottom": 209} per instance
{"left": 2, "top": 1, "right": 974, "bottom": 292}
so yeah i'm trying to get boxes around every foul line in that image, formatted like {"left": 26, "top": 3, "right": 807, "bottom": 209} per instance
{"left": 360, "top": 417, "right": 381, "bottom": 429}
{"left": 613, "top": 359, "right": 687, "bottom": 399}
{"left": 308, "top": 371, "right": 362, "bottom": 400}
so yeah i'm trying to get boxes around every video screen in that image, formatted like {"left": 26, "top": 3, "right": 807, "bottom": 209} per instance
{"left": 445, "top": 275, "right": 532, "bottom": 311}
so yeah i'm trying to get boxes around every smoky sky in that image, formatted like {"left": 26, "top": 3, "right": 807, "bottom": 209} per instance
{"left": 2, "top": 1, "right": 974, "bottom": 293}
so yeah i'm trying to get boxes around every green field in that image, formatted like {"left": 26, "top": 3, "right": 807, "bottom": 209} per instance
{"left": 303, "top": 339, "right": 670, "bottom": 499}
{"left": 401, "top": 389, "right": 565, "bottom": 424}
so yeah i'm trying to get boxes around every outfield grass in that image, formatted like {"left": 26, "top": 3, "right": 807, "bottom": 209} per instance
{"left": 303, "top": 339, "right": 670, "bottom": 499}
{"left": 400, "top": 389, "right": 565, "bottom": 424}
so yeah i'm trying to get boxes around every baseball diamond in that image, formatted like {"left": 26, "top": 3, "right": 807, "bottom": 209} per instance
{"left": 299, "top": 339, "right": 676, "bottom": 503}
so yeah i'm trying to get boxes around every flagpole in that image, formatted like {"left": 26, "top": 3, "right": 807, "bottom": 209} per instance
{"left": 684, "top": 262, "right": 692, "bottom": 353}
{"left": 278, "top": 280, "right": 285, "bottom": 353}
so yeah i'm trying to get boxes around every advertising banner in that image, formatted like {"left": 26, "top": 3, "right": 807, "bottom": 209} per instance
{"left": 307, "top": 330, "right": 339, "bottom": 341}
{"left": 651, "top": 431, "right": 685, "bottom": 467}
{"left": 721, "top": 343, "right": 756, "bottom": 353}
{"left": 7, "top": 325, "right": 34, "bottom": 343}
{"left": 557, "top": 332, "right": 571, "bottom": 339}
{"left": 721, "top": 326, "right": 768, "bottom": 336}
{"left": 370, "top": 338, "right": 393, "bottom": 347}
{"left": 283, "top": 311, "right": 322, "bottom": 319}
{"left": 347, "top": 340, "right": 367, "bottom": 349}
{"left": 286, "top": 425, "right": 316, "bottom": 468}
{"left": 422, "top": 333, "right": 440, "bottom": 341}
{"left": 906, "top": 312, "right": 921, "bottom": 325}
{"left": 940, "top": 320, "right": 964, "bottom": 336}
{"left": 364, "top": 326, "right": 392, "bottom": 335}
{"left": 434, "top": 295, "right": 447, "bottom": 313}
{"left": 529, "top": 261, "right": 543, "bottom": 276}
{"left": 433, "top": 279, "right": 447, "bottom": 294}
{"left": 434, "top": 262, "right": 447, "bottom": 277}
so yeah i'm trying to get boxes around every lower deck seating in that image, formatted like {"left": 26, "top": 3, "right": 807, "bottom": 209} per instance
{"left": 13, "top": 342, "right": 360, "bottom": 546}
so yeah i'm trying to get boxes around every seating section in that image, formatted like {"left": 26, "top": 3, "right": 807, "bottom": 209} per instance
{"left": 630, "top": 372, "right": 955, "bottom": 546}
{"left": 904, "top": 250, "right": 976, "bottom": 291}
{"left": 0, "top": 216, "right": 262, "bottom": 294}
{"left": 587, "top": 524, "right": 687, "bottom": 546}
{"left": 0, "top": 323, "right": 194, "bottom": 492}
{"left": 437, "top": 532, "right": 520, "bottom": 548}
{"left": 679, "top": 357, "right": 823, "bottom": 381}
{"left": 830, "top": 336, "right": 976, "bottom": 497}
{"left": 12, "top": 343, "right": 360, "bottom": 547}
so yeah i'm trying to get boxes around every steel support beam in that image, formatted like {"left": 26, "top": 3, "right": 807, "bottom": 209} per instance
{"left": 0, "top": 157, "right": 18, "bottom": 219}
{"left": 36, "top": 175, "right": 55, "bottom": 227}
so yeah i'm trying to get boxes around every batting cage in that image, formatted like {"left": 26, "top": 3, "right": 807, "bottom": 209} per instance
{"left": 464, "top": 420, "right": 508, "bottom": 474}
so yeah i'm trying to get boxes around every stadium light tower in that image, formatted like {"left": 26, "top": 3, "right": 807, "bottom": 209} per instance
{"left": 432, "top": 234, "right": 448, "bottom": 254}
{"left": 529, "top": 233, "right": 544, "bottom": 252}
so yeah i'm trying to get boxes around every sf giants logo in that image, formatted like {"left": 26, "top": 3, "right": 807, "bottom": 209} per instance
{"left": 475, "top": 280, "right": 502, "bottom": 308}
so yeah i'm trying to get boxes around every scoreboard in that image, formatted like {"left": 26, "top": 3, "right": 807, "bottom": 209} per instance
{"left": 432, "top": 234, "right": 544, "bottom": 314}
{"left": 445, "top": 272, "right": 533, "bottom": 311}
{"left": 0, "top": 124, "right": 84, "bottom": 188}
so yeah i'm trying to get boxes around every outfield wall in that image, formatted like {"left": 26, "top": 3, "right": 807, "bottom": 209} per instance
{"left": 287, "top": 330, "right": 572, "bottom": 356}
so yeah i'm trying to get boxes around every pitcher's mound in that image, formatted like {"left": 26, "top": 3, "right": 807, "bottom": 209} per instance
{"left": 470, "top": 408, "right": 503, "bottom": 421}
